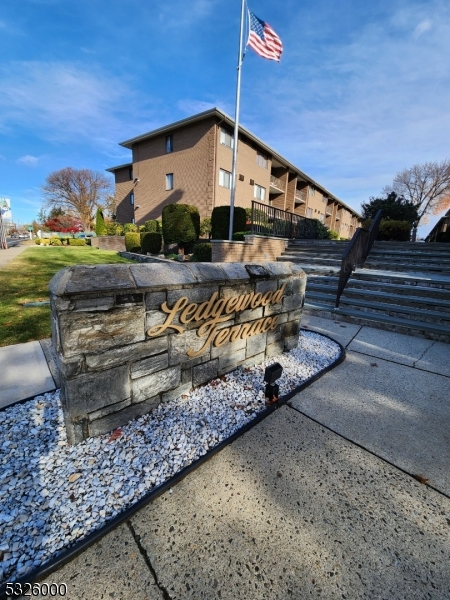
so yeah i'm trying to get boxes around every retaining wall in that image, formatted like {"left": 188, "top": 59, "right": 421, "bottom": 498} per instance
{"left": 49, "top": 261, "right": 306, "bottom": 444}
{"left": 211, "top": 235, "right": 288, "bottom": 263}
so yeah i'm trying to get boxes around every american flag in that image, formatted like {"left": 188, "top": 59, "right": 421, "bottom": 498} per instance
{"left": 247, "top": 11, "right": 283, "bottom": 62}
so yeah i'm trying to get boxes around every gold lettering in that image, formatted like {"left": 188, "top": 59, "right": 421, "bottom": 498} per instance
{"left": 193, "top": 292, "right": 219, "bottom": 321}
{"left": 210, "top": 298, "right": 227, "bottom": 318}
{"left": 262, "top": 317, "right": 273, "bottom": 332}
{"left": 147, "top": 297, "right": 187, "bottom": 336}
{"left": 250, "top": 293, "right": 263, "bottom": 309}
{"left": 235, "top": 292, "right": 254, "bottom": 312}
{"left": 239, "top": 323, "right": 252, "bottom": 339}
{"left": 214, "top": 327, "right": 231, "bottom": 347}
{"left": 187, "top": 324, "right": 218, "bottom": 357}
{"left": 261, "top": 291, "right": 273, "bottom": 306}
{"left": 229, "top": 324, "right": 242, "bottom": 342}
{"left": 180, "top": 302, "right": 198, "bottom": 324}
{"left": 248, "top": 318, "right": 265, "bottom": 336}
{"left": 270, "top": 315, "right": 279, "bottom": 330}
{"left": 271, "top": 283, "right": 286, "bottom": 304}
{"left": 225, "top": 296, "right": 240, "bottom": 314}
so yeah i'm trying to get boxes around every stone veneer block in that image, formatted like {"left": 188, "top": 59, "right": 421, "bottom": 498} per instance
{"left": 49, "top": 261, "right": 306, "bottom": 443}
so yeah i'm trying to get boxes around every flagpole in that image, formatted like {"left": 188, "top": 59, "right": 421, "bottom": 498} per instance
{"left": 228, "top": 0, "right": 246, "bottom": 241}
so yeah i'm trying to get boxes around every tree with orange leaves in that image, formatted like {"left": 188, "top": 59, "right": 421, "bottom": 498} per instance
{"left": 383, "top": 160, "right": 450, "bottom": 226}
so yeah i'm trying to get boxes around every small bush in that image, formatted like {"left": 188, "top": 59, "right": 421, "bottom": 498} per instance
{"left": 34, "top": 238, "right": 41, "bottom": 245}
{"left": 41, "top": 239, "right": 50, "bottom": 246}
{"left": 51, "top": 238, "right": 62, "bottom": 246}
{"left": 105, "top": 222, "right": 124, "bottom": 236}
{"left": 232, "top": 231, "right": 251, "bottom": 241}
{"left": 211, "top": 206, "right": 247, "bottom": 239}
{"left": 165, "top": 253, "right": 178, "bottom": 260}
{"left": 123, "top": 223, "right": 138, "bottom": 233}
{"left": 363, "top": 219, "right": 411, "bottom": 241}
{"left": 162, "top": 204, "right": 200, "bottom": 249}
{"left": 191, "top": 243, "right": 212, "bottom": 262}
{"left": 200, "top": 217, "right": 211, "bottom": 238}
{"left": 328, "top": 229, "right": 340, "bottom": 240}
{"left": 95, "top": 208, "right": 107, "bottom": 236}
{"left": 143, "top": 220, "right": 160, "bottom": 233}
{"left": 125, "top": 232, "right": 141, "bottom": 252}
{"left": 141, "top": 232, "right": 162, "bottom": 254}
{"left": 68, "top": 238, "right": 86, "bottom": 246}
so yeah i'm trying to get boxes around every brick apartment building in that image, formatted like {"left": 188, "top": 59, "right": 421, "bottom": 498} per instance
{"left": 107, "top": 108, "right": 360, "bottom": 239}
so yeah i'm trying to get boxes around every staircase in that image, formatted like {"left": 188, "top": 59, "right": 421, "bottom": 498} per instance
{"left": 278, "top": 240, "right": 450, "bottom": 342}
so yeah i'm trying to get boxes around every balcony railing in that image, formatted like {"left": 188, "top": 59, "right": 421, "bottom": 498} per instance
{"left": 250, "top": 200, "right": 320, "bottom": 240}
{"left": 326, "top": 207, "right": 333, "bottom": 216}
{"left": 270, "top": 175, "right": 286, "bottom": 191}
{"left": 294, "top": 189, "right": 307, "bottom": 203}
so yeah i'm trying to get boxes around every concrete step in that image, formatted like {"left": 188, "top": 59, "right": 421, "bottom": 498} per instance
{"left": 340, "top": 287, "right": 450, "bottom": 312}
{"left": 303, "top": 302, "right": 450, "bottom": 342}
{"left": 351, "top": 270, "right": 450, "bottom": 290}
{"left": 363, "top": 260, "right": 450, "bottom": 274}
{"left": 307, "top": 278, "right": 450, "bottom": 300}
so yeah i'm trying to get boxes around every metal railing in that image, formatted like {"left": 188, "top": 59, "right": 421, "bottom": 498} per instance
{"left": 335, "top": 209, "right": 382, "bottom": 307}
{"left": 250, "top": 201, "right": 320, "bottom": 239}
{"left": 295, "top": 189, "right": 307, "bottom": 203}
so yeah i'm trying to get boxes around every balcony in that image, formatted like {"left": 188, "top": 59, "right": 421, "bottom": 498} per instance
{"left": 294, "top": 189, "right": 307, "bottom": 204}
{"left": 270, "top": 175, "right": 286, "bottom": 193}
{"left": 335, "top": 210, "right": 342, "bottom": 221}
{"left": 326, "top": 206, "right": 333, "bottom": 216}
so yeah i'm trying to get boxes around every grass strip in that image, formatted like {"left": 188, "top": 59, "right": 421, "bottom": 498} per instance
{"left": 0, "top": 246, "right": 133, "bottom": 347}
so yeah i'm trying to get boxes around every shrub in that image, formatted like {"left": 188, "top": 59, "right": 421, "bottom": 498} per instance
{"left": 123, "top": 223, "right": 138, "bottom": 233}
{"left": 95, "top": 208, "right": 107, "bottom": 236}
{"left": 363, "top": 219, "right": 411, "bottom": 241}
{"left": 162, "top": 204, "right": 200, "bottom": 250}
{"left": 68, "top": 238, "right": 86, "bottom": 246}
{"left": 143, "top": 219, "right": 160, "bottom": 233}
{"left": 125, "top": 232, "right": 141, "bottom": 252}
{"left": 328, "top": 229, "right": 340, "bottom": 240}
{"left": 211, "top": 206, "right": 246, "bottom": 239}
{"left": 105, "top": 222, "right": 124, "bottom": 236}
{"left": 200, "top": 217, "right": 211, "bottom": 238}
{"left": 232, "top": 231, "right": 251, "bottom": 241}
{"left": 165, "top": 253, "right": 178, "bottom": 260}
{"left": 61, "top": 237, "right": 70, "bottom": 245}
{"left": 141, "top": 232, "right": 162, "bottom": 254}
{"left": 41, "top": 239, "right": 50, "bottom": 246}
{"left": 191, "top": 243, "right": 212, "bottom": 262}
{"left": 51, "top": 238, "right": 62, "bottom": 246}
{"left": 35, "top": 238, "right": 41, "bottom": 245}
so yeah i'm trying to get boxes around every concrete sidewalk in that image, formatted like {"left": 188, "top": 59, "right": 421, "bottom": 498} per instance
{"left": 2, "top": 316, "right": 450, "bottom": 599}
{"left": 0, "top": 242, "right": 29, "bottom": 267}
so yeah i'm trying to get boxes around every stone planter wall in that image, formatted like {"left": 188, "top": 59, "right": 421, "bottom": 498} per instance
{"left": 49, "top": 261, "right": 306, "bottom": 444}
{"left": 91, "top": 236, "right": 126, "bottom": 251}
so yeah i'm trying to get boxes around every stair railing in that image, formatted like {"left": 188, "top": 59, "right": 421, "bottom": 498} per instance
{"left": 335, "top": 210, "right": 382, "bottom": 307}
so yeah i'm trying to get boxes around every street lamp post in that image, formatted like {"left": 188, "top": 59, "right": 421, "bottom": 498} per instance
{"left": 0, "top": 201, "right": 8, "bottom": 250}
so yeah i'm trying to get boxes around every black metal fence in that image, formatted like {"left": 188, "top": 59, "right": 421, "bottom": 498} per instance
{"left": 250, "top": 201, "right": 320, "bottom": 239}
{"left": 335, "top": 209, "right": 382, "bottom": 307}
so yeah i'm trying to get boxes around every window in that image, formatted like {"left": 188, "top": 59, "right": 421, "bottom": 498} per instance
{"left": 131, "top": 217, "right": 135, "bottom": 224}
{"left": 166, "top": 173, "right": 174, "bottom": 190}
{"left": 128, "top": 167, "right": 133, "bottom": 181}
{"left": 322, "top": 196, "right": 327, "bottom": 203}
{"left": 256, "top": 152, "right": 268, "bottom": 169}
{"left": 129, "top": 192, "right": 134, "bottom": 205}
{"left": 220, "top": 128, "right": 234, "bottom": 149}
{"left": 254, "top": 183, "right": 266, "bottom": 202}
{"left": 309, "top": 185, "right": 315, "bottom": 196}
{"left": 318, "top": 214, "right": 325, "bottom": 223}
{"left": 219, "top": 168, "right": 232, "bottom": 189}
{"left": 166, "top": 135, "right": 173, "bottom": 153}
{"left": 306, "top": 207, "right": 313, "bottom": 218}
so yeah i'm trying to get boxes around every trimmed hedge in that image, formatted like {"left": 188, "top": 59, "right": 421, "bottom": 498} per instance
{"left": 191, "top": 243, "right": 212, "bottom": 262}
{"left": 232, "top": 231, "right": 251, "bottom": 241}
{"left": 68, "top": 238, "right": 86, "bottom": 246}
{"left": 143, "top": 219, "right": 161, "bottom": 233}
{"left": 51, "top": 238, "right": 62, "bottom": 246}
{"left": 123, "top": 223, "right": 138, "bottom": 233}
{"left": 95, "top": 208, "right": 106, "bottom": 236}
{"left": 211, "top": 206, "right": 247, "bottom": 239}
{"left": 35, "top": 238, "right": 41, "bottom": 245}
{"left": 141, "top": 232, "right": 162, "bottom": 254}
{"left": 125, "top": 232, "right": 141, "bottom": 252}
{"left": 162, "top": 204, "right": 200, "bottom": 248}
{"left": 363, "top": 219, "right": 411, "bottom": 241}
{"left": 105, "top": 222, "right": 124, "bottom": 236}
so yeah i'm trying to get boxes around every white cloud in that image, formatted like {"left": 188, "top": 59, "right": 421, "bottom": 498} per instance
{"left": 414, "top": 19, "right": 433, "bottom": 37}
{"left": 157, "top": 0, "right": 218, "bottom": 29}
{"left": 0, "top": 61, "right": 152, "bottom": 153}
{"left": 17, "top": 155, "right": 39, "bottom": 166}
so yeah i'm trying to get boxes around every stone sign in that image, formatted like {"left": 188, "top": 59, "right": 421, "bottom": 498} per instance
{"left": 49, "top": 261, "right": 306, "bottom": 444}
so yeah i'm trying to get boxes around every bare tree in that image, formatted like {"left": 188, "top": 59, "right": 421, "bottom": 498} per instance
{"left": 42, "top": 167, "right": 112, "bottom": 231}
{"left": 384, "top": 160, "right": 450, "bottom": 226}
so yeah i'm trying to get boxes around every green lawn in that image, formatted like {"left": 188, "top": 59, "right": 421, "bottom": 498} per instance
{"left": 0, "top": 246, "right": 133, "bottom": 347}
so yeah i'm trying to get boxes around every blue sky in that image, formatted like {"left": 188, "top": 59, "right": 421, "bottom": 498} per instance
{"left": 1, "top": 0, "right": 449, "bottom": 237}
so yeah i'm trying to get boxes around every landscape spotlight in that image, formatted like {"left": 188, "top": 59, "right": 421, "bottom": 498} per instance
{"left": 264, "top": 362, "right": 283, "bottom": 401}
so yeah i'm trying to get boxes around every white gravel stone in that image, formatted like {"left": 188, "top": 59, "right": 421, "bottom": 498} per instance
{"left": 0, "top": 331, "right": 340, "bottom": 585}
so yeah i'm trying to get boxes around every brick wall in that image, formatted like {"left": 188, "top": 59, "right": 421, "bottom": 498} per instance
{"left": 91, "top": 236, "right": 126, "bottom": 251}
{"left": 211, "top": 235, "right": 288, "bottom": 263}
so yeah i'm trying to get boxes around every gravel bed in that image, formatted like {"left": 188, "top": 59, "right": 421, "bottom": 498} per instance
{"left": 0, "top": 330, "right": 341, "bottom": 584}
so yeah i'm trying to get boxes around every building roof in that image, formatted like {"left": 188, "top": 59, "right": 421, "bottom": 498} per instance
{"left": 109, "top": 107, "right": 360, "bottom": 217}
{"left": 105, "top": 162, "right": 132, "bottom": 174}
